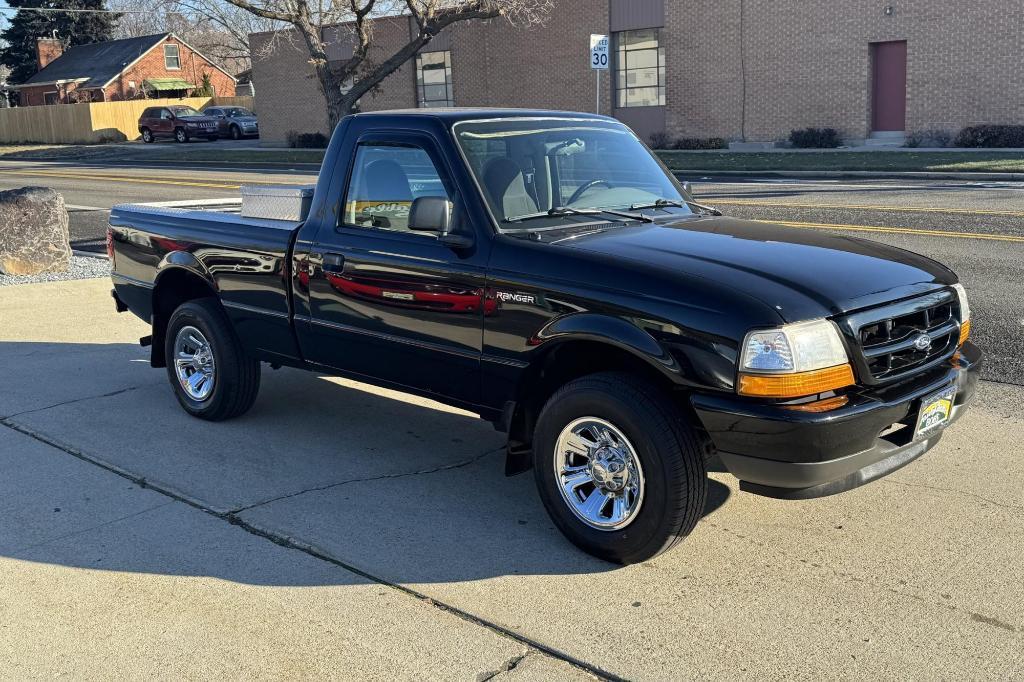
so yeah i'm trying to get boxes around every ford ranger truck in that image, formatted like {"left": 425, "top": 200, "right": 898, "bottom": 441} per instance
{"left": 109, "top": 109, "right": 981, "bottom": 564}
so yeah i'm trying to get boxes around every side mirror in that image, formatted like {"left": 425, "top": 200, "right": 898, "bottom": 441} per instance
{"left": 409, "top": 196, "right": 474, "bottom": 250}
{"left": 408, "top": 196, "right": 451, "bottom": 234}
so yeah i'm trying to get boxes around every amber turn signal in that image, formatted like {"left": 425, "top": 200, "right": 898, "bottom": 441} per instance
{"left": 958, "top": 319, "right": 971, "bottom": 347}
{"left": 738, "top": 363, "right": 856, "bottom": 399}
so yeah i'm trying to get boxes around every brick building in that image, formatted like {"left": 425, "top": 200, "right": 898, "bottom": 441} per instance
{"left": 14, "top": 33, "right": 235, "bottom": 106}
{"left": 250, "top": 0, "right": 1024, "bottom": 146}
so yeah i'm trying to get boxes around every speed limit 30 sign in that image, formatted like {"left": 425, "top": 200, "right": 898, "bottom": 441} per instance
{"left": 590, "top": 34, "right": 609, "bottom": 69}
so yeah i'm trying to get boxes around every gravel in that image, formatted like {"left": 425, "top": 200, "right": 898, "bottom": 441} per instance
{"left": 0, "top": 254, "right": 110, "bottom": 287}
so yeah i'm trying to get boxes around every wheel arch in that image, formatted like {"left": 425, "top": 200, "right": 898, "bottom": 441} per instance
{"left": 503, "top": 314, "right": 692, "bottom": 475}
{"left": 149, "top": 260, "right": 219, "bottom": 368}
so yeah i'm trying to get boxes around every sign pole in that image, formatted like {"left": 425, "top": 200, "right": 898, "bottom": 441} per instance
{"left": 590, "top": 33, "right": 609, "bottom": 116}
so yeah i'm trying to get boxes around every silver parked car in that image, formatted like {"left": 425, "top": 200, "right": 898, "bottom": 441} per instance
{"left": 203, "top": 106, "right": 259, "bottom": 140}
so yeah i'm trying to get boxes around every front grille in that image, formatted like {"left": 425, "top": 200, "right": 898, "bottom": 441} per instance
{"left": 839, "top": 289, "right": 961, "bottom": 384}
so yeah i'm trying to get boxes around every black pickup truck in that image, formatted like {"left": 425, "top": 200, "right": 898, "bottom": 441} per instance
{"left": 109, "top": 109, "right": 980, "bottom": 563}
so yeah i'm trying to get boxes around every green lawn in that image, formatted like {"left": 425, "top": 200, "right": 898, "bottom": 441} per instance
{"left": 655, "top": 150, "right": 1024, "bottom": 173}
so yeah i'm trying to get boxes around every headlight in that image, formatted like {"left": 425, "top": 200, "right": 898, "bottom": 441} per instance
{"left": 953, "top": 283, "right": 971, "bottom": 345}
{"left": 738, "top": 319, "right": 854, "bottom": 398}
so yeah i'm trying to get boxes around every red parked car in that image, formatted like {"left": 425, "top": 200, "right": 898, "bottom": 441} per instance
{"left": 138, "top": 105, "right": 220, "bottom": 143}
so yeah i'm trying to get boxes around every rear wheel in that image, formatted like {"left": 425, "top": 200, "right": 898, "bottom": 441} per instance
{"left": 141, "top": 128, "right": 154, "bottom": 143}
{"left": 164, "top": 299, "right": 260, "bottom": 421}
{"left": 532, "top": 372, "right": 708, "bottom": 564}
{"left": 174, "top": 127, "right": 189, "bottom": 143}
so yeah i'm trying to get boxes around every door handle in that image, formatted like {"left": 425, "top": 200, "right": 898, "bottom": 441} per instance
{"left": 322, "top": 252, "right": 345, "bottom": 273}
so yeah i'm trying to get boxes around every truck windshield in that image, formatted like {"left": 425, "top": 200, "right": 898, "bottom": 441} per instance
{"left": 454, "top": 117, "right": 691, "bottom": 231}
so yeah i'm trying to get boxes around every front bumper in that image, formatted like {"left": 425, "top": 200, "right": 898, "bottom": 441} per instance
{"left": 691, "top": 342, "right": 982, "bottom": 499}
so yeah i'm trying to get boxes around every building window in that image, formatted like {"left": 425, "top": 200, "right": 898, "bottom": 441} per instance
{"left": 615, "top": 29, "right": 665, "bottom": 108}
{"left": 44, "top": 91, "right": 59, "bottom": 105}
{"left": 416, "top": 51, "right": 453, "bottom": 108}
{"left": 164, "top": 44, "right": 180, "bottom": 70}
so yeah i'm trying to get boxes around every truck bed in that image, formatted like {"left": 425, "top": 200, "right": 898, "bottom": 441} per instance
{"left": 109, "top": 198, "right": 304, "bottom": 365}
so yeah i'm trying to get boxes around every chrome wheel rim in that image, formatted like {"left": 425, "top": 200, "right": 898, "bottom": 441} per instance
{"left": 553, "top": 417, "right": 645, "bottom": 531}
{"left": 176, "top": 129, "right": 186, "bottom": 142}
{"left": 173, "top": 326, "right": 215, "bottom": 401}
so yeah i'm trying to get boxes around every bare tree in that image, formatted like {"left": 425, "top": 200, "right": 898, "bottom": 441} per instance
{"left": 110, "top": 0, "right": 280, "bottom": 72}
{"left": 228, "top": 0, "right": 551, "bottom": 128}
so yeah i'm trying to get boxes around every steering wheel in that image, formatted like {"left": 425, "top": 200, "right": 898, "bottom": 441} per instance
{"left": 567, "top": 179, "right": 612, "bottom": 205}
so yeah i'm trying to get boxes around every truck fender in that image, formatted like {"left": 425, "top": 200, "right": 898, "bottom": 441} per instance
{"left": 502, "top": 314, "right": 682, "bottom": 476}
{"left": 533, "top": 312, "right": 681, "bottom": 376}
{"left": 148, "top": 255, "right": 219, "bottom": 367}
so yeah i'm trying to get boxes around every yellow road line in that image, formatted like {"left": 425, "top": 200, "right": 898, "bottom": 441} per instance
{"left": 715, "top": 198, "right": 1024, "bottom": 218}
{"left": 0, "top": 169, "right": 241, "bottom": 189}
{"left": 758, "top": 218, "right": 1024, "bottom": 243}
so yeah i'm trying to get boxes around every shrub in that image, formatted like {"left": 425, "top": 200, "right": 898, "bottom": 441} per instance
{"left": 789, "top": 127, "right": 842, "bottom": 148}
{"left": 953, "top": 124, "right": 1024, "bottom": 148}
{"left": 647, "top": 133, "right": 728, "bottom": 150}
{"left": 905, "top": 129, "right": 953, "bottom": 148}
{"left": 672, "top": 137, "right": 728, "bottom": 150}
{"left": 648, "top": 131, "right": 673, "bottom": 149}
{"left": 286, "top": 130, "right": 330, "bottom": 148}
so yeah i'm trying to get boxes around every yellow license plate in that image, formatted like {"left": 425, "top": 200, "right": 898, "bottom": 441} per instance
{"left": 914, "top": 386, "right": 956, "bottom": 440}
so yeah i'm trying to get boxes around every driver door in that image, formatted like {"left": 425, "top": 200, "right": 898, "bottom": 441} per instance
{"left": 302, "top": 130, "right": 490, "bottom": 406}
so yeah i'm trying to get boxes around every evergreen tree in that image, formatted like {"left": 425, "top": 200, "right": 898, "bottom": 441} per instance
{"left": 0, "top": 0, "right": 121, "bottom": 85}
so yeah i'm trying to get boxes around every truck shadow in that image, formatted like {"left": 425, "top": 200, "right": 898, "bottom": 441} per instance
{"left": 0, "top": 340, "right": 730, "bottom": 586}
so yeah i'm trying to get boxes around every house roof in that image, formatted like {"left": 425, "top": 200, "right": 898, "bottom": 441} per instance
{"left": 19, "top": 33, "right": 170, "bottom": 88}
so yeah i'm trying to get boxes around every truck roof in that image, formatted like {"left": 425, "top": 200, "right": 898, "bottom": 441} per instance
{"left": 349, "top": 108, "right": 616, "bottom": 125}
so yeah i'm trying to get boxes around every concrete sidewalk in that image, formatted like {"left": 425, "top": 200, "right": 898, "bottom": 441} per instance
{"left": 1, "top": 279, "right": 1022, "bottom": 679}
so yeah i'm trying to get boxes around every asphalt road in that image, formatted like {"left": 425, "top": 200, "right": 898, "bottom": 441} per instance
{"left": 0, "top": 160, "right": 1020, "bottom": 387}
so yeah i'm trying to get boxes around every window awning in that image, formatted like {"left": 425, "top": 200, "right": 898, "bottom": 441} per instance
{"left": 144, "top": 78, "right": 195, "bottom": 91}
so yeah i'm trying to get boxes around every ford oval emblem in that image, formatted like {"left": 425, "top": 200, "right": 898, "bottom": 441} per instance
{"left": 913, "top": 334, "right": 932, "bottom": 351}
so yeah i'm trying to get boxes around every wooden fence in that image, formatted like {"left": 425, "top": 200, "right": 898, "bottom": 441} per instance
{"left": 0, "top": 96, "right": 255, "bottom": 145}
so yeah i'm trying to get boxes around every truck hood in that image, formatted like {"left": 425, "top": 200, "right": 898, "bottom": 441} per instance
{"left": 556, "top": 216, "right": 956, "bottom": 321}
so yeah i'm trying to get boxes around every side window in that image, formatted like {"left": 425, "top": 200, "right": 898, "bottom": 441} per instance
{"left": 342, "top": 143, "right": 451, "bottom": 234}
{"left": 206, "top": 108, "right": 220, "bottom": 116}
{"left": 160, "top": 109, "right": 172, "bottom": 120}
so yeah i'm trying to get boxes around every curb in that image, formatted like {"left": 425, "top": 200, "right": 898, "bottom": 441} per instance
{"left": 673, "top": 169, "right": 1024, "bottom": 181}
{"left": 72, "top": 249, "right": 108, "bottom": 260}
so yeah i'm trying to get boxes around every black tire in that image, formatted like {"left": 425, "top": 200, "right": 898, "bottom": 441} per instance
{"left": 164, "top": 298, "right": 260, "bottom": 421}
{"left": 533, "top": 372, "right": 707, "bottom": 564}
{"left": 141, "top": 128, "right": 154, "bottom": 143}
{"left": 230, "top": 124, "right": 241, "bottom": 140}
{"left": 175, "top": 127, "right": 189, "bottom": 143}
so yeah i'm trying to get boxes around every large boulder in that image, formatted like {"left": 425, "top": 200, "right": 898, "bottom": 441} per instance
{"left": 0, "top": 186, "right": 71, "bottom": 275}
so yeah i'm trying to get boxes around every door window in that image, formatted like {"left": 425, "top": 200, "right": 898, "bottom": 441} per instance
{"left": 160, "top": 109, "right": 173, "bottom": 120}
{"left": 342, "top": 143, "right": 451, "bottom": 233}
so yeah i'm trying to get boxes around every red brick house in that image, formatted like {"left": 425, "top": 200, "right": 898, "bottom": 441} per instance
{"left": 13, "top": 33, "right": 235, "bottom": 106}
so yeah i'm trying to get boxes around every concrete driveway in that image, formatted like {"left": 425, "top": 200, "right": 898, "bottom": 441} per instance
{"left": 1, "top": 279, "right": 1021, "bottom": 679}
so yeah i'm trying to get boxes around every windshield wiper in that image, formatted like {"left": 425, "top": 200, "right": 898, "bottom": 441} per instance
{"left": 505, "top": 206, "right": 652, "bottom": 224}
{"left": 630, "top": 197, "right": 723, "bottom": 216}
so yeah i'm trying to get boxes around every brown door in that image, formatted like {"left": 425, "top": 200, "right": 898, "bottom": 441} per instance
{"left": 871, "top": 41, "right": 907, "bottom": 132}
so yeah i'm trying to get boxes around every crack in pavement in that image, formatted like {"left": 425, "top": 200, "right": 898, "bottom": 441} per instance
{"left": 11, "top": 501, "right": 174, "bottom": 555}
{"left": 476, "top": 650, "right": 533, "bottom": 681}
{"left": 228, "top": 446, "right": 505, "bottom": 515}
{"left": 707, "top": 521, "right": 1022, "bottom": 636}
{"left": 0, "top": 418, "right": 623, "bottom": 681}
{"left": 881, "top": 477, "right": 1024, "bottom": 512}
{"left": 0, "top": 386, "right": 142, "bottom": 420}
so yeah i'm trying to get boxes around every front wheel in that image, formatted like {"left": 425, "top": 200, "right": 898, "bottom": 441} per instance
{"left": 164, "top": 299, "right": 260, "bottom": 421}
{"left": 230, "top": 124, "right": 241, "bottom": 140}
{"left": 533, "top": 372, "right": 708, "bottom": 564}
{"left": 174, "top": 128, "right": 189, "bottom": 143}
